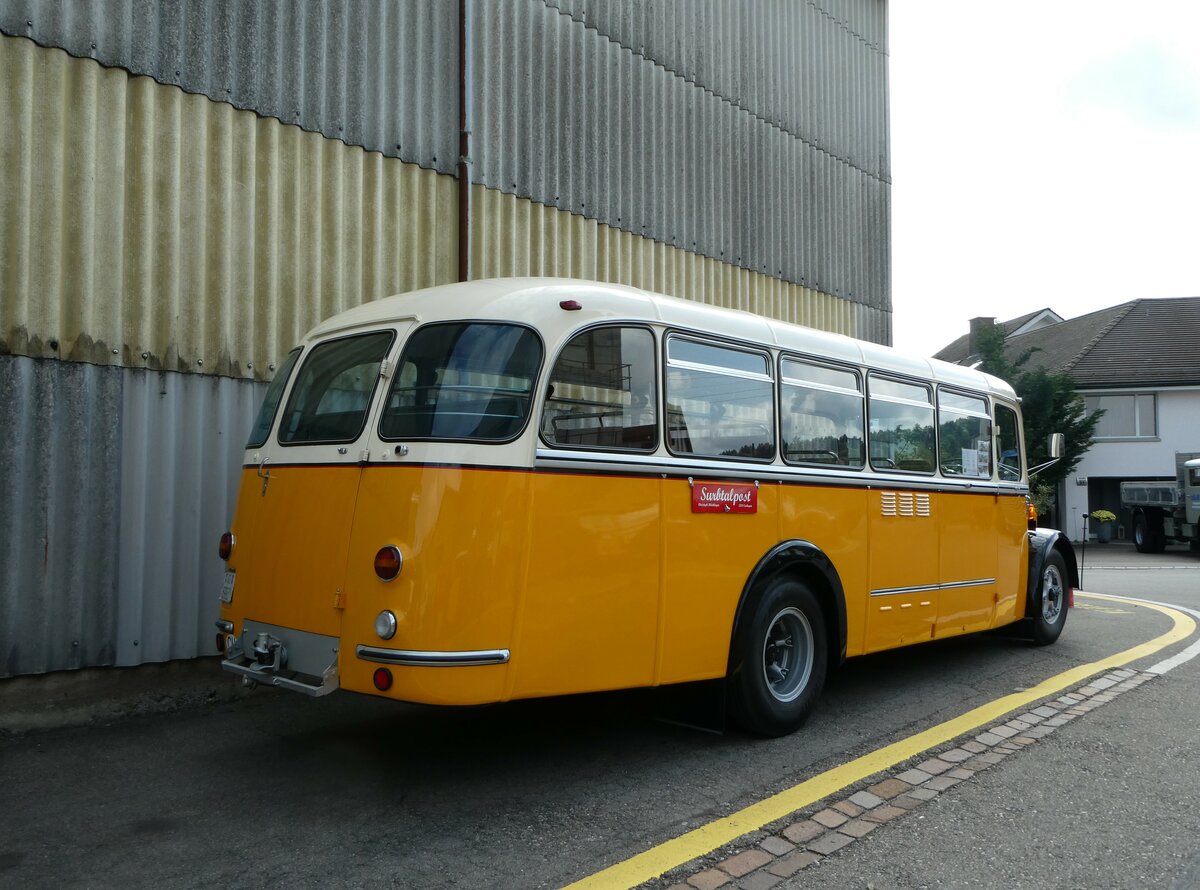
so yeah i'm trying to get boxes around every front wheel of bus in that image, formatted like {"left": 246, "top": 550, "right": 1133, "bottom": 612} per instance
{"left": 1031, "top": 550, "right": 1068, "bottom": 646}
{"left": 728, "top": 578, "right": 827, "bottom": 737}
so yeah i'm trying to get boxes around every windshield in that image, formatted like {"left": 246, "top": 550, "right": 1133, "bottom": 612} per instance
{"left": 379, "top": 322, "right": 542, "bottom": 441}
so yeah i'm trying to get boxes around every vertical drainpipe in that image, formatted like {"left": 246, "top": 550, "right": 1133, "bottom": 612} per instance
{"left": 458, "top": 0, "right": 473, "bottom": 282}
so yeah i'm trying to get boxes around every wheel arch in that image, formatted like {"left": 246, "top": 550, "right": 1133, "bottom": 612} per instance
{"left": 730, "top": 540, "right": 848, "bottom": 671}
{"left": 1025, "top": 529, "right": 1079, "bottom": 618}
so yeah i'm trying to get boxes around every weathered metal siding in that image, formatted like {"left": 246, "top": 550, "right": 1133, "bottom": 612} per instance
{"left": 0, "top": 0, "right": 459, "bottom": 173}
{"left": 0, "top": 34, "right": 458, "bottom": 379}
{"left": 0, "top": 355, "right": 263, "bottom": 678}
{"left": 0, "top": 4, "right": 891, "bottom": 678}
{"left": 474, "top": 0, "right": 890, "bottom": 311}
{"left": 471, "top": 185, "right": 889, "bottom": 342}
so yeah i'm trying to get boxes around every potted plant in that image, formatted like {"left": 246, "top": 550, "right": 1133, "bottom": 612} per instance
{"left": 1090, "top": 509, "right": 1117, "bottom": 543}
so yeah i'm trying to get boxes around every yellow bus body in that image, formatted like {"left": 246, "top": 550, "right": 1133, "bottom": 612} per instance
{"left": 217, "top": 278, "right": 1074, "bottom": 733}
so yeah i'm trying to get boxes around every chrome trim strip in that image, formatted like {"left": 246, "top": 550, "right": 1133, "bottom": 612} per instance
{"left": 533, "top": 449, "right": 1029, "bottom": 495}
{"left": 356, "top": 645, "right": 511, "bottom": 667}
{"left": 870, "top": 578, "right": 996, "bottom": 598}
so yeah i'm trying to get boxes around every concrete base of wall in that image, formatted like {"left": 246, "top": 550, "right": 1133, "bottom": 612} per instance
{"left": 0, "top": 658, "right": 258, "bottom": 735}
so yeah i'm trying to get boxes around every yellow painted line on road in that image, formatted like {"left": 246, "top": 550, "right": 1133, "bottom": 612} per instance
{"left": 565, "top": 592, "right": 1196, "bottom": 890}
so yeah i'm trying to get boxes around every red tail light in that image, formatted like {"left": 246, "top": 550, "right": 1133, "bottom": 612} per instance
{"left": 374, "top": 546, "right": 402, "bottom": 581}
{"left": 373, "top": 667, "right": 393, "bottom": 691}
{"left": 219, "top": 531, "right": 234, "bottom": 561}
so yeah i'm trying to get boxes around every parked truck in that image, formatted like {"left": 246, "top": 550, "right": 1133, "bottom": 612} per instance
{"left": 1121, "top": 452, "right": 1200, "bottom": 552}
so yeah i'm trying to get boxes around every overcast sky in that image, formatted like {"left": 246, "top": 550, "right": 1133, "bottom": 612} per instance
{"left": 888, "top": 1, "right": 1200, "bottom": 357}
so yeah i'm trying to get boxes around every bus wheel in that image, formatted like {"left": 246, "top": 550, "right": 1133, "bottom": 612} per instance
{"left": 1031, "top": 550, "right": 1068, "bottom": 646}
{"left": 728, "top": 578, "right": 827, "bottom": 737}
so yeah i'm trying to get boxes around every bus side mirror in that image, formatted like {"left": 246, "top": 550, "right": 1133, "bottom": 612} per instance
{"left": 1048, "top": 433, "right": 1064, "bottom": 459}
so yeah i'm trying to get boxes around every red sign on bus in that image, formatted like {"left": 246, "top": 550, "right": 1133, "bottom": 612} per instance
{"left": 691, "top": 482, "right": 758, "bottom": 514}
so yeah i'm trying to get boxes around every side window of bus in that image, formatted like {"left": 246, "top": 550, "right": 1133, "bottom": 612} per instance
{"left": 996, "top": 403, "right": 1023, "bottom": 481}
{"left": 666, "top": 337, "right": 775, "bottom": 460}
{"left": 540, "top": 326, "right": 657, "bottom": 452}
{"left": 246, "top": 347, "right": 302, "bottom": 448}
{"left": 278, "top": 331, "right": 394, "bottom": 445}
{"left": 868, "top": 376, "right": 935, "bottom": 473}
{"left": 780, "top": 358, "right": 864, "bottom": 468}
{"left": 938, "top": 390, "right": 992, "bottom": 478}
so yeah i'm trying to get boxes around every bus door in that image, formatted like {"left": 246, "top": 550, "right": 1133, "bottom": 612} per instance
{"left": 230, "top": 329, "right": 401, "bottom": 644}
{"left": 933, "top": 390, "right": 998, "bottom": 637}
{"left": 865, "top": 377, "right": 939, "bottom": 651}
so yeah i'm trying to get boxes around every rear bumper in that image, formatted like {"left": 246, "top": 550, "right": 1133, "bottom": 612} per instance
{"left": 220, "top": 620, "right": 340, "bottom": 697}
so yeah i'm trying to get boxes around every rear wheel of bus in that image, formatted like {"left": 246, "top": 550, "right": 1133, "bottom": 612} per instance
{"left": 728, "top": 577, "right": 828, "bottom": 737}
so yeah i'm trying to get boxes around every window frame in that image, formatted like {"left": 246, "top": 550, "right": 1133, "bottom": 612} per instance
{"left": 246, "top": 346, "right": 303, "bottom": 449}
{"left": 276, "top": 330, "right": 396, "bottom": 448}
{"left": 1083, "top": 391, "right": 1159, "bottom": 441}
{"left": 935, "top": 386, "right": 993, "bottom": 481}
{"left": 538, "top": 322, "right": 660, "bottom": 455}
{"left": 778, "top": 353, "right": 866, "bottom": 470}
{"left": 377, "top": 320, "right": 545, "bottom": 445}
{"left": 866, "top": 372, "right": 937, "bottom": 475}
{"left": 663, "top": 332, "right": 777, "bottom": 463}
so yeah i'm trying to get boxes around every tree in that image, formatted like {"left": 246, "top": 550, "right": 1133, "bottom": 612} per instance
{"left": 974, "top": 323, "right": 1101, "bottom": 487}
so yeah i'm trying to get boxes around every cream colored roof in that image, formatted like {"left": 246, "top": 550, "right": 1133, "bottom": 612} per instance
{"left": 305, "top": 278, "right": 1017, "bottom": 401}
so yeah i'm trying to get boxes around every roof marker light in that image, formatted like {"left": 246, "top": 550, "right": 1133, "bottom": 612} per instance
{"left": 559, "top": 300, "right": 582, "bottom": 311}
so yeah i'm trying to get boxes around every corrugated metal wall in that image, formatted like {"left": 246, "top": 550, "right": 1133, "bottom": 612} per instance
{"left": 0, "top": 355, "right": 264, "bottom": 675}
{"left": 476, "top": 0, "right": 890, "bottom": 310}
{"left": 0, "top": 0, "right": 890, "bottom": 677}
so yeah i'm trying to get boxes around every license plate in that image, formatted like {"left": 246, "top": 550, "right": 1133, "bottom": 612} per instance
{"left": 220, "top": 570, "right": 236, "bottom": 603}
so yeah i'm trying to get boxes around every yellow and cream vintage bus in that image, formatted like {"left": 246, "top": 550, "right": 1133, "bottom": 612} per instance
{"left": 216, "top": 278, "right": 1077, "bottom": 736}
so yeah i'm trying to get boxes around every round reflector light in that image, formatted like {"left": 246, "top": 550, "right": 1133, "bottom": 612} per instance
{"left": 215, "top": 632, "right": 226, "bottom": 654}
{"left": 374, "top": 546, "right": 402, "bottom": 581}
{"left": 373, "top": 667, "right": 393, "bottom": 691}
{"left": 375, "top": 610, "right": 398, "bottom": 640}
{"left": 218, "top": 531, "right": 235, "bottom": 561}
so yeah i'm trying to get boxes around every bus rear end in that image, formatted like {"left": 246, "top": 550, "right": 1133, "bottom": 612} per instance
{"left": 217, "top": 311, "right": 544, "bottom": 705}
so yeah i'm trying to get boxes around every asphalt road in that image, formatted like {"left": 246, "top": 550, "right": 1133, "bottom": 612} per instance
{"left": 1, "top": 542, "right": 1196, "bottom": 889}
{"left": 769, "top": 542, "right": 1200, "bottom": 890}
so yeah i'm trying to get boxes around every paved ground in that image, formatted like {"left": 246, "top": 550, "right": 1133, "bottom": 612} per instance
{"left": 640, "top": 542, "right": 1200, "bottom": 890}
{"left": 1, "top": 541, "right": 1196, "bottom": 889}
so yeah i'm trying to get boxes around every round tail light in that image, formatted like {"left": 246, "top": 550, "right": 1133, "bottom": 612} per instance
{"left": 219, "top": 531, "right": 235, "bottom": 561}
{"left": 373, "top": 667, "right": 393, "bottom": 691}
{"left": 374, "top": 546, "right": 402, "bottom": 581}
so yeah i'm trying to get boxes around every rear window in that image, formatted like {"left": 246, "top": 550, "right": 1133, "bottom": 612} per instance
{"left": 246, "top": 348, "right": 302, "bottom": 448}
{"left": 278, "top": 331, "right": 395, "bottom": 445}
{"left": 380, "top": 323, "right": 542, "bottom": 441}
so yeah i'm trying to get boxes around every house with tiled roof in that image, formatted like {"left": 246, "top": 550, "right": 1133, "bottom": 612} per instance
{"left": 935, "top": 296, "right": 1200, "bottom": 542}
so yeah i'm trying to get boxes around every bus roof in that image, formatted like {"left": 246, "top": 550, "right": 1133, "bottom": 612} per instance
{"left": 306, "top": 278, "right": 1017, "bottom": 401}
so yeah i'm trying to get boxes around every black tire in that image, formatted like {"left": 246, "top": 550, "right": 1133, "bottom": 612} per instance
{"left": 1031, "top": 550, "right": 1068, "bottom": 646}
{"left": 728, "top": 577, "right": 828, "bottom": 737}
{"left": 1133, "top": 514, "right": 1152, "bottom": 553}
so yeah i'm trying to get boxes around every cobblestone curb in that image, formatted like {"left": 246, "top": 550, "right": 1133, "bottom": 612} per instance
{"left": 649, "top": 669, "right": 1152, "bottom": 890}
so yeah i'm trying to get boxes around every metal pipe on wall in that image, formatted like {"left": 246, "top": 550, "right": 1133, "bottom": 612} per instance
{"left": 457, "top": 0, "right": 473, "bottom": 282}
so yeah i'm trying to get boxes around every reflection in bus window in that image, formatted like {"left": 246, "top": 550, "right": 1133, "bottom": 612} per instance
{"left": 666, "top": 337, "right": 774, "bottom": 460}
{"left": 541, "top": 326, "right": 657, "bottom": 452}
{"left": 380, "top": 322, "right": 542, "bottom": 442}
{"left": 781, "top": 359, "right": 864, "bottom": 468}
{"left": 278, "top": 332, "right": 394, "bottom": 445}
{"left": 938, "top": 390, "right": 992, "bottom": 478}
{"left": 869, "top": 376, "right": 935, "bottom": 473}
{"left": 996, "top": 403, "right": 1023, "bottom": 481}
